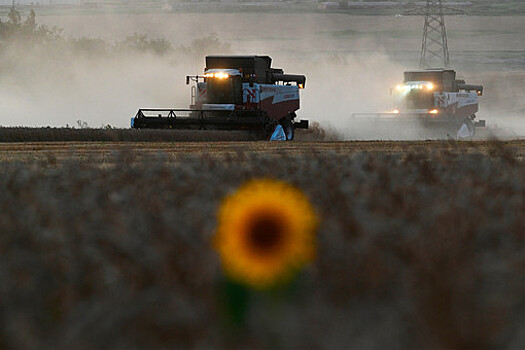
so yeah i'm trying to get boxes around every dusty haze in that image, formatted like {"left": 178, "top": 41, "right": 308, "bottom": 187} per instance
{"left": 1, "top": 12, "right": 524, "bottom": 139}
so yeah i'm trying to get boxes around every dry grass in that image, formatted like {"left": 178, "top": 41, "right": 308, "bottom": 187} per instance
{"left": 0, "top": 141, "right": 524, "bottom": 348}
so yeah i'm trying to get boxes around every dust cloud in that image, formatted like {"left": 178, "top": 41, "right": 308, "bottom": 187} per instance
{"left": 0, "top": 32, "right": 224, "bottom": 128}
{"left": 0, "top": 52, "right": 191, "bottom": 128}
{"left": 471, "top": 71, "right": 525, "bottom": 139}
{"left": 0, "top": 11, "right": 524, "bottom": 139}
{"left": 279, "top": 53, "right": 417, "bottom": 140}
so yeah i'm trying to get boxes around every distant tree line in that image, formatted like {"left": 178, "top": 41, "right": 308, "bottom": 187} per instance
{"left": 0, "top": 8, "right": 172, "bottom": 54}
{"left": 0, "top": 7, "right": 230, "bottom": 56}
{"left": 0, "top": 8, "right": 62, "bottom": 48}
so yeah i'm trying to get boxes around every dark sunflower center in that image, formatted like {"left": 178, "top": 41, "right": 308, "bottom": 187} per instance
{"left": 247, "top": 214, "right": 285, "bottom": 255}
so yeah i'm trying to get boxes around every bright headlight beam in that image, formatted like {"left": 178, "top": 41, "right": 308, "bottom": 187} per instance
{"left": 204, "top": 72, "right": 230, "bottom": 79}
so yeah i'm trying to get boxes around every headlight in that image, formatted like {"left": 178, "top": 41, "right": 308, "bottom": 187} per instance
{"left": 215, "top": 72, "right": 229, "bottom": 79}
{"left": 204, "top": 72, "right": 229, "bottom": 79}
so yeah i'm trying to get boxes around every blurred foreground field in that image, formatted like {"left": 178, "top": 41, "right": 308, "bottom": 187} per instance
{"left": 1, "top": 140, "right": 524, "bottom": 348}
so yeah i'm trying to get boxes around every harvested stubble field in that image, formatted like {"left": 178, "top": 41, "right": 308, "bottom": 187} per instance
{"left": 0, "top": 139, "right": 524, "bottom": 349}
{"left": 1, "top": 140, "right": 525, "bottom": 164}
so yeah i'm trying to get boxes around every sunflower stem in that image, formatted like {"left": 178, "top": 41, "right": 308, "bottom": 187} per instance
{"left": 220, "top": 277, "right": 250, "bottom": 327}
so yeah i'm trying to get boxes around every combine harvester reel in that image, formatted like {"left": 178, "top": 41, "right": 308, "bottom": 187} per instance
{"left": 131, "top": 56, "right": 309, "bottom": 140}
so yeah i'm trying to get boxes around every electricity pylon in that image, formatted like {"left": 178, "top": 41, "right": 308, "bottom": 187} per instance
{"left": 404, "top": 0, "right": 465, "bottom": 69}
{"left": 419, "top": 1, "right": 449, "bottom": 68}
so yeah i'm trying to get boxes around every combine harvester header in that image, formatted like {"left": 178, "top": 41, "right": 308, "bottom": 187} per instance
{"left": 132, "top": 55, "right": 308, "bottom": 140}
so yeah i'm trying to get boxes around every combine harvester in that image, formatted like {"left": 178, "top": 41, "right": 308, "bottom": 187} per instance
{"left": 354, "top": 69, "right": 484, "bottom": 138}
{"left": 132, "top": 55, "right": 308, "bottom": 140}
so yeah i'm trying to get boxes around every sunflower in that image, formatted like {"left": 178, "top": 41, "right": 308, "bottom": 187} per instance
{"left": 214, "top": 179, "right": 318, "bottom": 289}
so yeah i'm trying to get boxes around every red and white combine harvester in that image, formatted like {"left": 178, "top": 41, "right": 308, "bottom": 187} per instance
{"left": 132, "top": 55, "right": 308, "bottom": 140}
{"left": 354, "top": 69, "right": 485, "bottom": 139}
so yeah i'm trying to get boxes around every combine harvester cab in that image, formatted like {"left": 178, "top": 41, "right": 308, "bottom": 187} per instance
{"left": 132, "top": 55, "right": 308, "bottom": 140}
{"left": 354, "top": 69, "right": 484, "bottom": 139}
